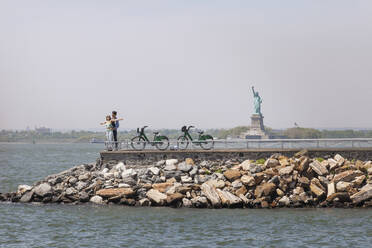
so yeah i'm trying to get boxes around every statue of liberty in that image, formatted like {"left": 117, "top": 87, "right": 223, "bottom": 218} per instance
{"left": 252, "top": 86, "right": 262, "bottom": 116}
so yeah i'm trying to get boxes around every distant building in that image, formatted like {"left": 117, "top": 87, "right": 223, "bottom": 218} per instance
{"left": 35, "top": 126, "right": 51, "bottom": 134}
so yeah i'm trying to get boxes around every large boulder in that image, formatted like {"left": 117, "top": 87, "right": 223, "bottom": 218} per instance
{"left": 152, "top": 182, "right": 173, "bottom": 193}
{"left": 216, "top": 189, "right": 242, "bottom": 206}
{"left": 279, "top": 165, "right": 294, "bottom": 176}
{"left": 350, "top": 184, "right": 372, "bottom": 204}
{"left": 146, "top": 189, "right": 167, "bottom": 205}
{"left": 34, "top": 183, "right": 52, "bottom": 197}
{"left": 254, "top": 183, "right": 276, "bottom": 198}
{"left": 201, "top": 182, "right": 221, "bottom": 207}
{"left": 90, "top": 195, "right": 104, "bottom": 204}
{"left": 241, "top": 175, "right": 255, "bottom": 186}
{"left": 96, "top": 188, "right": 134, "bottom": 198}
{"left": 333, "top": 170, "right": 364, "bottom": 183}
{"left": 309, "top": 160, "right": 328, "bottom": 176}
{"left": 223, "top": 170, "right": 241, "bottom": 181}
{"left": 166, "top": 193, "right": 184, "bottom": 205}
{"left": 177, "top": 162, "right": 193, "bottom": 172}
{"left": 310, "top": 183, "right": 325, "bottom": 197}
{"left": 17, "top": 185, "right": 32, "bottom": 195}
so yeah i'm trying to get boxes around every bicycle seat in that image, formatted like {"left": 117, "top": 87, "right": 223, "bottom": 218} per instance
{"left": 198, "top": 131, "right": 204, "bottom": 134}
{"left": 153, "top": 131, "right": 159, "bottom": 135}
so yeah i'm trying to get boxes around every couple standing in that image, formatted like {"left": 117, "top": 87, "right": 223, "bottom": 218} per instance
{"left": 100, "top": 111, "right": 123, "bottom": 150}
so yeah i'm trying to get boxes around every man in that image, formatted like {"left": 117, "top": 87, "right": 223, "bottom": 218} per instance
{"left": 111, "top": 111, "right": 123, "bottom": 150}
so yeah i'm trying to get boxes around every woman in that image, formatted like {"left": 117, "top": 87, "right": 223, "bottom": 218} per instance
{"left": 100, "top": 115, "right": 114, "bottom": 148}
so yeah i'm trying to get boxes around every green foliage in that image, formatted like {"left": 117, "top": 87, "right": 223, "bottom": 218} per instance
{"left": 315, "top": 157, "right": 325, "bottom": 162}
{"left": 256, "top": 158, "right": 266, "bottom": 164}
{"left": 214, "top": 168, "right": 223, "bottom": 174}
{"left": 217, "top": 126, "right": 249, "bottom": 139}
{"left": 283, "top": 128, "right": 322, "bottom": 139}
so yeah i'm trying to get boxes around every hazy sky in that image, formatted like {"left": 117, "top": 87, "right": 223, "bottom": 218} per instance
{"left": 1, "top": 0, "right": 372, "bottom": 130}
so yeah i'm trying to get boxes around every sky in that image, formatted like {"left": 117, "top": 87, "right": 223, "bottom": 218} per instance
{"left": 0, "top": 0, "right": 372, "bottom": 130}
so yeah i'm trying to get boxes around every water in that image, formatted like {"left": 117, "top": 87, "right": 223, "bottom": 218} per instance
{"left": 1, "top": 143, "right": 372, "bottom": 247}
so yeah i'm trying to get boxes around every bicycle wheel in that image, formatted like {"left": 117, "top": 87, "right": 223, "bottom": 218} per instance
{"left": 155, "top": 136, "right": 169, "bottom": 150}
{"left": 130, "top": 136, "right": 146, "bottom": 150}
{"left": 200, "top": 136, "right": 214, "bottom": 150}
{"left": 177, "top": 136, "right": 189, "bottom": 150}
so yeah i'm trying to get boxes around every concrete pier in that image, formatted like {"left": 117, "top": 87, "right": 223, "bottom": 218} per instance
{"left": 100, "top": 148, "right": 372, "bottom": 164}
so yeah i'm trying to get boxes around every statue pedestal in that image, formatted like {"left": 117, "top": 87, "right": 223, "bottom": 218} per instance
{"left": 240, "top": 114, "right": 269, "bottom": 139}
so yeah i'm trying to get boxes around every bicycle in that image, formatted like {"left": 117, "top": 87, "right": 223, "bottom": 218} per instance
{"left": 177, "top": 125, "right": 214, "bottom": 150}
{"left": 130, "top": 126, "right": 169, "bottom": 150}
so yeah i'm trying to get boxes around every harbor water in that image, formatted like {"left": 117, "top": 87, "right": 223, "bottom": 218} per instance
{"left": 0, "top": 143, "right": 371, "bottom": 247}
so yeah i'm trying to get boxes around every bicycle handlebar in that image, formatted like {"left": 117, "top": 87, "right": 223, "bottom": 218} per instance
{"left": 187, "top": 126, "right": 195, "bottom": 131}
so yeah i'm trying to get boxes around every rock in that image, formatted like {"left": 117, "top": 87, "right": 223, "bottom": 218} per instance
{"left": 235, "top": 186, "right": 247, "bottom": 196}
{"left": 201, "top": 182, "right": 221, "bottom": 207}
{"left": 178, "top": 162, "right": 193, "bottom": 172}
{"left": 276, "top": 188, "right": 284, "bottom": 196}
{"left": 166, "top": 193, "right": 184, "bottom": 205}
{"left": 254, "top": 183, "right": 276, "bottom": 198}
{"left": 65, "top": 187, "right": 77, "bottom": 196}
{"left": 191, "top": 196, "right": 208, "bottom": 208}
{"left": 352, "top": 175, "right": 366, "bottom": 186}
{"left": 78, "top": 173, "right": 90, "bottom": 181}
{"left": 17, "top": 185, "right": 32, "bottom": 194}
{"left": 156, "top": 160, "right": 165, "bottom": 167}
{"left": 165, "top": 159, "right": 178, "bottom": 166}
{"left": 268, "top": 175, "right": 280, "bottom": 185}
{"left": 327, "top": 182, "right": 335, "bottom": 197}
{"left": 295, "top": 157, "right": 309, "bottom": 172}
{"left": 240, "top": 175, "right": 255, "bottom": 186}
{"left": 334, "top": 154, "right": 345, "bottom": 166}
{"left": 328, "top": 159, "right": 338, "bottom": 171}
{"left": 139, "top": 198, "right": 151, "bottom": 206}
{"left": 279, "top": 196, "right": 291, "bottom": 206}
{"left": 333, "top": 170, "right": 364, "bottom": 183}
{"left": 68, "top": 177, "right": 78, "bottom": 184}
{"left": 76, "top": 181, "right": 87, "bottom": 191}
{"left": 223, "top": 170, "right": 241, "bottom": 181}
{"left": 121, "top": 168, "right": 137, "bottom": 178}
{"left": 336, "top": 182, "right": 352, "bottom": 192}
{"left": 114, "top": 162, "right": 126, "bottom": 172}
{"left": 279, "top": 156, "right": 290, "bottom": 167}
{"left": 104, "top": 173, "right": 114, "bottom": 180}
{"left": 216, "top": 189, "right": 242, "bottom": 206}
{"left": 118, "top": 183, "right": 131, "bottom": 188}
{"left": 121, "top": 176, "right": 137, "bottom": 186}
{"left": 189, "top": 166, "right": 198, "bottom": 177}
{"left": 326, "top": 192, "right": 351, "bottom": 203}
{"left": 148, "top": 167, "right": 160, "bottom": 176}
{"left": 96, "top": 188, "right": 134, "bottom": 198}
{"left": 179, "top": 198, "right": 191, "bottom": 208}
{"left": 164, "top": 164, "right": 177, "bottom": 171}
{"left": 298, "top": 177, "right": 310, "bottom": 187}
{"left": 90, "top": 195, "right": 104, "bottom": 204}
{"left": 309, "top": 160, "right": 328, "bottom": 176}
{"left": 310, "top": 183, "right": 325, "bottom": 197}
{"left": 153, "top": 182, "right": 173, "bottom": 193}
{"left": 264, "top": 158, "right": 279, "bottom": 168}
{"left": 231, "top": 180, "right": 243, "bottom": 189}
{"left": 20, "top": 190, "right": 34, "bottom": 203}
{"left": 350, "top": 185, "right": 372, "bottom": 204}
{"left": 279, "top": 165, "right": 294, "bottom": 176}
{"left": 185, "top": 158, "right": 195, "bottom": 165}
{"left": 34, "top": 183, "right": 52, "bottom": 197}
{"left": 146, "top": 189, "right": 167, "bottom": 205}
{"left": 181, "top": 175, "right": 193, "bottom": 183}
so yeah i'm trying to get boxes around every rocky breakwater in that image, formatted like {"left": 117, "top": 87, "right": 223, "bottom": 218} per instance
{"left": 2, "top": 151, "right": 372, "bottom": 208}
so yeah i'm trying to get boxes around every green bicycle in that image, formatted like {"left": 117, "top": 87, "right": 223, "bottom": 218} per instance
{"left": 130, "top": 126, "right": 169, "bottom": 150}
{"left": 177, "top": 125, "right": 214, "bottom": 150}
